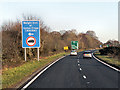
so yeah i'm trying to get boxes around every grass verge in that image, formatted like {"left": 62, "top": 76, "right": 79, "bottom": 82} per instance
{"left": 2, "top": 52, "right": 68, "bottom": 89}
{"left": 94, "top": 51, "right": 120, "bottom": 68}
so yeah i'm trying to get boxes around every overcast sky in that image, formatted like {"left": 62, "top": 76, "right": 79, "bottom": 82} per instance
{"left": 0, "top": 0, "right": 119, "bottom": 43}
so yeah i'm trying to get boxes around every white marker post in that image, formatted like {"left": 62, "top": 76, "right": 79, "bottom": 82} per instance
{"left": 25, "top": 48, "right": 27, "bottom": 61}
{"left": 38, "top": 48, "right": 39, "bottom": 61}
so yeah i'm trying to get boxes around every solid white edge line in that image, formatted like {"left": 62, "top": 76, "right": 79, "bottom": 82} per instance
{"left": 21, "top": 56, "right": 66, "bottom": 89}
{"left": 93, "top": 55, "right": 120, "bottom": 72}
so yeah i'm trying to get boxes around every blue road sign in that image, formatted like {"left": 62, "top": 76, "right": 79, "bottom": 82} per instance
{"left": 22, "top": 20, "right": 40, "bottom": 48}
{"left": 100, "top": 45, "right": 102, "bottom": 48}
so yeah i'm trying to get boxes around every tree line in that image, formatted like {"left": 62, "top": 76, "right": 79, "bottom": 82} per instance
{"left": 1, "top": 16, "right": 102, "bottom": 68}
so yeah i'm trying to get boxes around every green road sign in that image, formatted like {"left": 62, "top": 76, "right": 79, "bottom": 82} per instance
{"left": 107, "top": 45, "right": 109, "bottom": 47}
{"left": 71, "top": 41, "right": 78, "bottom": 49}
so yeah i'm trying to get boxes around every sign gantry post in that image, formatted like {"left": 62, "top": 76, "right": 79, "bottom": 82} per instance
{"left": 22, "top": 20, "right": 40, "bottom": 61}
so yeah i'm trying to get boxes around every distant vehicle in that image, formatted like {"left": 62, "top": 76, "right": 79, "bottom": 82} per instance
{"left": 83, "top": 51, "right": 92, "bottom": 58}
{"left": 70, "top": 50, "right": 77, "bottom": 56}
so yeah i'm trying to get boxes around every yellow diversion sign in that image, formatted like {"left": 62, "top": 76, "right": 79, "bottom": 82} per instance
{"left": 64, "top": 46, "right": 68, "bottom": 50}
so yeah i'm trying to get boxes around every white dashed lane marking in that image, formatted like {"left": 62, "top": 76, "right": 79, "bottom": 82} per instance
{"left": 87, "top": 82, "right": 90, "bottom": 84}
{"left": 80, "top": 68, "right": 82, "bottom": 71}
{"left": 83, "top": 75, "right": 87, "bottom": 79}
{"left": 78, "top": 64, "right": 80, "bottom": 66}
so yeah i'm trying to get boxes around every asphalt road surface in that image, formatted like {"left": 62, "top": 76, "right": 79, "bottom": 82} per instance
{"left": 25, "top": 51, "right": 119, "bottom": 88}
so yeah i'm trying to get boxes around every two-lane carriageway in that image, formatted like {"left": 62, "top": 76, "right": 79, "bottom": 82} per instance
{"left": 22, "top": 51, "right": 120, "bottom": 88}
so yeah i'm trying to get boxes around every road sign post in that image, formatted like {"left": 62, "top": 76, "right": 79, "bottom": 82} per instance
{"left": 25, "top": 48, "right": 26, "bottom": 61}
{"left": 22, "top": 20, "right": 40, "bottom": 61}
{"left": 37, "top": 48, "right": 39, "bottom": 61}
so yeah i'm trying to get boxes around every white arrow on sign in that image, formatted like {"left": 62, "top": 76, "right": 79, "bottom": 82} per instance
{"left": 28, "top": 33, "right": 34, "bottom": 36}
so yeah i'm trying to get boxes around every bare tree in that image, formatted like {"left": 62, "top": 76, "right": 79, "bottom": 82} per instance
{"left": 86, "top": 30, "right": 98, "bottom": 40}
{"left": 1, "top": 14, "right": 102, "bottom": 68}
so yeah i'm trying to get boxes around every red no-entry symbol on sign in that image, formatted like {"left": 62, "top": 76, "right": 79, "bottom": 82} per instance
{"left": 26, "top": 36, "right": 36, "bottom": 46}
